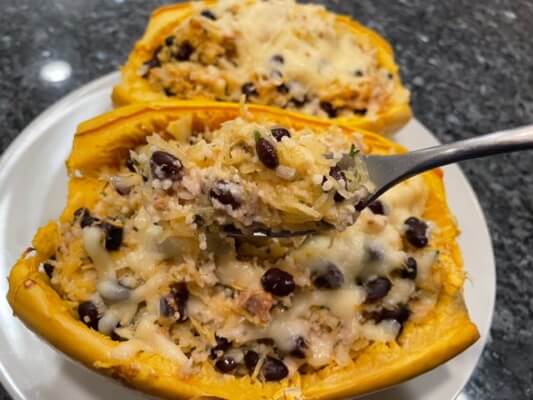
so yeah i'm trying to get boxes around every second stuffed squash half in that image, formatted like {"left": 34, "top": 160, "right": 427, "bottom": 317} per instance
{"left": 112, "top": 0, "right": 412, "bottom": 135}
{"left": 7, "top": 101, "right": 478, "bottom": 400}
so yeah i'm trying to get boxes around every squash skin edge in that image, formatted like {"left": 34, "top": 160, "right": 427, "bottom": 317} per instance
{"left": 111, "top": 1, "right": 412, "bottom": 136}
{"left": 7, "top": 101, "right": 478, "bottom": 400}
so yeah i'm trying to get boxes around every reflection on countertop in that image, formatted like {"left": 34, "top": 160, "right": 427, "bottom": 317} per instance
{"left": 1, "top": 1, "right": 533, "bottom": 400}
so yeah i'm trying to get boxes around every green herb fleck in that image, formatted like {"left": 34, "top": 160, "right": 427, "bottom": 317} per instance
{"left": 349, "top": 144, "right": 359, "bottom": 157}
{"left": 253, "top": 130, "right": 261, "bottom": 141}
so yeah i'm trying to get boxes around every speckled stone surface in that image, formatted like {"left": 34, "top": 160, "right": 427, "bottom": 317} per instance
{"left": 1, "top": 0, "right": 532, "bottom": 399}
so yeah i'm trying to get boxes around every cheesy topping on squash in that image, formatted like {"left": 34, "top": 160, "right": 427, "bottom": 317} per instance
{"left": 141, "top": 0, "right": 405, "bottom": 119}
{"left": 45, "top": 117, "right": 441, "bottom": 382}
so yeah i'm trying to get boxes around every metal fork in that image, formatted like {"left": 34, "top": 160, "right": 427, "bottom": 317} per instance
{"left": 225, "top": 124, "right": 533, "bottom": 239}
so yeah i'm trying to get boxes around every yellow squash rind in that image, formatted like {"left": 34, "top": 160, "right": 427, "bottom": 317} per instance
{"left": 111, "top": 2, "right": 412, "bottom": 135}
{"left": 8, "top": 101, "right": 478, "bottom": 400}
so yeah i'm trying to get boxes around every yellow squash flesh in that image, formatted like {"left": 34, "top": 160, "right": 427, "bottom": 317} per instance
{"left": 7, "top": 101, "right": 478, "bottom": 400}
{"left": 111, "top": 1, "right": 412, "bottom": 135}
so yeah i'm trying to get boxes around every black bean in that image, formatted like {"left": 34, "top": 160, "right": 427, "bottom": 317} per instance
{"left": 244, "top": 350, "right": 259, "bottom": 372}
{"left": 153, "top": 45, "right": 162, "bottom": 57}
{"left": 365, "top": 305, "right": 410, "bottom": 325}
{"left": 365, "top": 245, "right": 383, "bottom": 263}
{"left": 163, "top": 87, "right": 175, "bottom": 97}
{"left": 320, "top": 101, "right": 338, "bottom": 118}
{"left": 261, "top": 268, "right": 295, "bottom": 296}
{"left": 290, "top": 336, "right": 307, "bottom": 359}
{"left": 210, "top": 335, "right": 232, "bottom": 359}
{"left": 257, "top": 338, "right": 275, "bottom": 345}
{"left": 209, "top": 181, "right": 241, "bottom": 209}
{"left": 142, "top": 45, "right": 163, "bottom": 76}
{"left": 222, "top": 224, "right": 242, "bottom": 235}
{"left": 404, "top": 217, "right": 428, "bottom": 248}
{"left": 126, "top": 157, "right": 137, "bottom": 172}
{"left": 298, "top": 363, "right": 312, "bottom": 374}
{"left": 381, "top": 305, "right": 410, "bottom": 323}
{"left": 276, "top": 83, "right": 290, "bottom": 94}
{"left": 193, "top": 215, "right": 205, "bottom": 227}
{"left": 160, "top": 282, "right": 189, "bottom": 322}
{"left": 74, "top": 208, "right": 98, "bottom": 228}
{"left": 332, "top": 191, "right": 346, "bottom": 203}
{"left": 110, "top": 329, "right": 127, "bottom": 342}
{"left": 400, "top": 257, "right": 418, "bottom": 280}
{"left": 144, "top": 58, "right": 160, "bottom": 69}
{"left": 78, "top": 301, "right": 99, "bottom": 330}
{"left": 112, "top": 179, "right": 133, "bottom": 196}
{"left": 261, "top": 357, "right": 288, "bottom": 381}
{"left": 215, "top": 356, "right": 237, "bottom": 373}
{"left": 200, "top": 9, "right": 217, "bottom": 20}
{"left": 355, "top": 199, "right": 367, "bottom": 211}
{"left": 241, "top": 82, "right": 258, "bottom": 98}
{"left": 43, "top": 262, "right": 54, "bottom": 279}
{"left": 150, "top": 150, "right": 183, "bottom": 181}
{"left": 100, "top": 222, "right": 123, "bottom": 251}
{"left": 329, "top": 165, "right": 346, "bottom": 182}
{"left": 271, "top": 127, "right": 291, "bottom": 142}
{"left": 271, "top": 54, "right": 284, "bottom": 64}
{"left": 256, "top": 137, "right": 279, "bottom": 169}
{"left": 175, "top": 40, "right": 195, "bottom": 61}
{"left": 164, "top": 36, "right": 174, "bottom": 46}
{"left": 368, "top": 200, "right": 385, "bottom": 215}
{"left": 172, "top": 282, "right": 189, "bottom": 322}
{"left": 354, "top": 69, "right": 364, "bottom": 77}
{"left": 159, "top": 296, "right": 171, "bottom": 317}
{"left": 142, "top": 58, "right": 160, "bottom": 77}
{"left": 312, "top": 263, "right": 344, "bottom": 289}
{"left": 353, "top": 108, "right": 367, "bottom": 115}
{"left": 364, "top": 277, "right": 392, "bottom": 302}
{"left": 288, "top": 96, "right": 308, "bottom": 108}
{"left": 74, "top": 207, "right": 86, "bottom": 219}
{"left": 324, "top": 164, "right": 347, "bottom": 203}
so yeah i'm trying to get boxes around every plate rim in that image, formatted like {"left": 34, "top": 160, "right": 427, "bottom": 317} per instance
{"left": 0, "top": 72, "right": 495, "bottom": 400}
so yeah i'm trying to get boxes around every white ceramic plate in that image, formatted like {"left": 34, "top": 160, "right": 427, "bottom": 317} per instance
{"left": 0, "top": 73, "right": 495, "bottom": 400}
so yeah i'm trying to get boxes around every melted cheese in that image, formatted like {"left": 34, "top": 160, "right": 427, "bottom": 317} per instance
{"left": 70, "top": 121, "right": 437, "bottom": 374}
{"left": 211, "top": 0, "right": 373, "bottom": 92}
{"left": 306, "top": 335, "right": 336, "bottom": 368}
{"left": 360, "top": 319, "right": 400, "bottom": 342}
{"left": 381, "top": 176, "right": 428, "bottom": 228}
{"left": 83, "top": 227, "right": 116, "bottom": 280}
{"left": 112, "top": 317, "right": 190, "bottom": 368}
{"left": 289, "top": 232, "right": 366, "bottom": 284}
{"left": 122, "top": 208, "right": 166, "bottom": 276}
{"left": 215, "top": 254, "right": 263, "bottom": 290}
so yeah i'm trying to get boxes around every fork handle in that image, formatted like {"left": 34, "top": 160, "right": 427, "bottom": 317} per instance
{"left": 365, "top": 124, "right": 533, "bottom": 202}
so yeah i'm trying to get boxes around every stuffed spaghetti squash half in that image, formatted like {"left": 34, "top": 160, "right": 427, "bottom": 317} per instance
{"left": 7, "top": 101, "right": 478, "bottom": 400}
{"left": 112, "top": 0, "right": 411, "bottom": 135}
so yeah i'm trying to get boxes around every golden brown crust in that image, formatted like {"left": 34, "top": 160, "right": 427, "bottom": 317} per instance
{"left": 7, "top": 101, "right": 478, "bottom": 400}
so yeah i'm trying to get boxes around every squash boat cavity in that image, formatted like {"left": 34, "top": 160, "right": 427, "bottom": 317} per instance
{"left": 112, "top": 0, "right": 412, "bottom": 135}
{"left": 7, "top": 102, "right": 478, "bottom": 400}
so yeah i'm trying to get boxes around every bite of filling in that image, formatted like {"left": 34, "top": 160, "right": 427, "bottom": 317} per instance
{"left": 140, "top": 0, "right": 406, "bottom": 118}
{"left": 44, "top": 117, "right": 440, "bottom": 382}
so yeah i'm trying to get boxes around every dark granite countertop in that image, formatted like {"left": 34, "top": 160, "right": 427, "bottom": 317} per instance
{"left": 1, "top": 0, "right": 532, "bottom": 399}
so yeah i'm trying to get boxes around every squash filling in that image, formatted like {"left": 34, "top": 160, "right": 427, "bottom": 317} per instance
{"left": 44, "top": 117, "right": 441, "bottom": 382}
{"left": 140, "top": 0, "right": 406, "bottom": 119}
